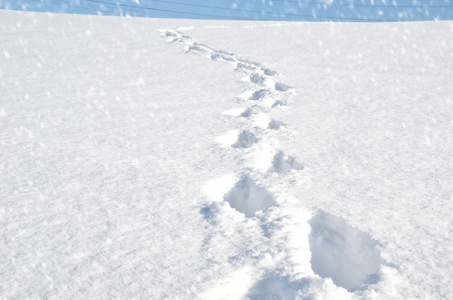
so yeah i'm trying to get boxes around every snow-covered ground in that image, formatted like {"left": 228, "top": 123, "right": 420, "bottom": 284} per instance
{"left": 1, "top": 10, "right": 452, "bottom": 299}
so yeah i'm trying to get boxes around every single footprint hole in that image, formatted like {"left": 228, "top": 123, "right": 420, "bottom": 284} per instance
{"left": 308, "top": 211, "right": 383, "bottom": 291}
{"left": 268, "top": 120, "right": 286, "bottom": 130}
{"left": 237, "top": 62, "right": 257, "bottom": 71}
{"left": 224, "top": 175, "right": 276, "bottom": 217}
{"left": 233, "top": 130, "right": 258, "bottom": 148}
{"left": 211, "top": 53, "right": 221, "bottom": 61}
{"left": 241, "top": 108, "right": 253, "bottom": 118}
{"left": 272, "top": 100, "right": 285, "bottom": 108}
{"left": 245, "top": 274, "right": 301, "bottom": 300}
{"left": 164, "top": 32, "right": 177, "bottom": 37}
{"left": 263, "top": 68, "right": 278, "bottom": 76}
{"left": 250, "top": 89, "right": 268, "bottom": 100}
{"left": 211, "top": 53, "right": 235, "bottom": 62}
{"left": 275, "top": 82, "right": 291, "bottom": 92}
{"left": 250, "top": 73, "right": 266, "bottom": 85}
{"left": 188, "top": 43, "right": 204, "bottom": 52}
{"left": 171, "top": 37, "right": 184, "bottom": 43}
{"left": 269, "top": 151, "right": 303, "bottom": 173}
{"left": 199, "top": 203, "right": 220, "bottom": 221}
{"left": 218, "top": 49, "right": 235, "bottom": 56}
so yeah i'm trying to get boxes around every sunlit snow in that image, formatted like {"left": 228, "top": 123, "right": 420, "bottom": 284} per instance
{"left": 1, "top": 9, "right": 452, "bottom": 299}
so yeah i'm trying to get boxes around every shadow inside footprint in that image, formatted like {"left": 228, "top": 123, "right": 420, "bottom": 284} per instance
{"left": 233, "top": 130, "right": 258, "bottom": 148}
{"left": 272, "top": 100, "right": 285, "bottom": 108}
{"left": 250, "top": 89, "right": 268, "bottom": 100}
{"left": 187, "top": 44, "right": 204, "bottom": 52}
{"left": 240, "top": 108, "right": 253, "bottom": 118}
{"left": 275, "top": 82, "right": 291, "bottom": 92}
{"left": 250, "top": 73, "right": 266, "bottom": 85}
{"left": 245, "top": 274, "right": 307, "bottom": 300}
{"left": 164, "top": 32, "right": 177, "bottom": 37}
{"left": 269, "top": 151, "right": 303, "bottom": 174}
{"left": 224, "top": 175, "right": 276, "bottom": 217}
{"left": 200, "top": 203, "right": 219, "bottom": 221}
{"left": 211, "top": 53, "right": 235, "bottom": 62}
{"left": 308, "top": 211, "right": 384, "bottom": 291}
{"left": 268, "top": 120, "right": 286, "bottom": 130}
{"left": 236, "top": 62, "right": 256, "bottom": 71}
{"left": 263, "top": 68, "right": 278, "bottom": 76}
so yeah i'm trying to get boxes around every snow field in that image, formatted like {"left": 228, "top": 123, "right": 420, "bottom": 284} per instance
{"left": 1, "top": 9, "right": 452, "bottom": 299}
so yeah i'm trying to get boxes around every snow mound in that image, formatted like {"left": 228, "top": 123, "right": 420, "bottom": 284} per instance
{"left": 308, "top": 211, "right": 382, "bottom": 291}
{"left": 216, "top": 129, "right": 240, "bottom": 147}
{"left": 224, "top": 175, "right": 276, "bottom": 217}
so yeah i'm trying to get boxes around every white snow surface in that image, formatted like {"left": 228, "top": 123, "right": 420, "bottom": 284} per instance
{"left": 1, "top": 10, "right": 453, "bottom": 299}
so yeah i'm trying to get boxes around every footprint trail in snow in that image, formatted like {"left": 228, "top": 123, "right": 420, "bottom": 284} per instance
{"left": 159, "top": 28, "right": 398, "bottom": 298}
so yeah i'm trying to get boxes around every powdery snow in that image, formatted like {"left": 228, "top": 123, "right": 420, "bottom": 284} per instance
{"left": 1, "top": 10, "right": 452, "bottom": 299}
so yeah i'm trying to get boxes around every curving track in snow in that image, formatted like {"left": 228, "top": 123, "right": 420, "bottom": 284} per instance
{"left": 159, "top": 27, "right": 398, "bottom": 299}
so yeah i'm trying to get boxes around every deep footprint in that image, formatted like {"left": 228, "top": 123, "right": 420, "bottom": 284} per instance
{"left": 269, "top": 151, "right": 303, "bottom": 174}
{"left": 263, "top": 68, "right": 278, "bottom": 76}
{"left": 211, "top": 53, "right": 235, "bottom": 62}
{"left": 268, "top": 120, "right": 286, "bottom": 130}
{"left": 250, "top": 89, "right": 268, "bottom": 100}
{"left": 187, "top": 43, "right": 205, "bottom": 52}
{"left": 233, "top": 130, "right": 258, "bottom": 148}
{"left": 236, "top": 62, "right": 257, "bottom": 71}
{"left": 250, "top": 73, "right": 267, "bottom": 85}
{"left": 224, "top": 175, "right": 276, "bottom": 217}
{"left": 240, "top": 108, "right": 253, "bottom": 118}
{"left": 245, "top": 274, "right": 303, "bottom": 299}
{"left": 275, "top": 82, "right": 291, "bottom": 92}
{"left": 164, "top": 31, "right": 177, "bottom": 37}
{"left": 272, "top": 100, "right": 285, "bottom": 107}
{"left": 308, "top": 211, "right": 383, "bottom": 291}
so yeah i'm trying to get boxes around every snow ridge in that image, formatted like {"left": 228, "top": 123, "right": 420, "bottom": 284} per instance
{"left": 159, "top": 28, "right": 395, "bottom": 298}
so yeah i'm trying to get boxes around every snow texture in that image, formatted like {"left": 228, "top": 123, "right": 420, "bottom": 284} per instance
{"left": 1, "top": 9, "right": 453, "bottom": 299}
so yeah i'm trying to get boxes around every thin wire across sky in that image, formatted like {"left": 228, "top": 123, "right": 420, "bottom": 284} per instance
{"left": 2, "top": 0, "right": 453, "bottom": 21}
